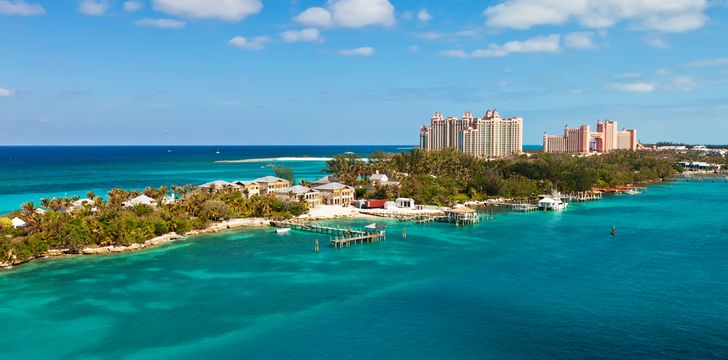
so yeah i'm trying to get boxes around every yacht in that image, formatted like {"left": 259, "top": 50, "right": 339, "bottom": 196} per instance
{"left": 275, "top": 228, "right": 291, "bottom": 234}
{"left": 538, "top": 194, "right": 568, "bottom": 211}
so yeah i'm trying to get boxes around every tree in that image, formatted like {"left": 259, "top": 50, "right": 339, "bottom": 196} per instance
{"left": 273, "top": 166, "right": 296, "bottom": 184}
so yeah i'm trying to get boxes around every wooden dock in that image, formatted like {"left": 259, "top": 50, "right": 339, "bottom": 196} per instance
{"left": 271, "top": 220, "right": 386, "bottom": 248}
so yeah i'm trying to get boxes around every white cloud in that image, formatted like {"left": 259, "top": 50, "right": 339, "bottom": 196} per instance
{"left": 612, "top": 82, "right": 656, "bottom": 92}
{"left": 439, "top": 49, "right": 468, "bottom": 58}
{"left": 135, "top": 18, "right": 186, "bottom": 29}
{"left": 281, "top": 28, "right": 322, "bottom": 43}
{"left": 417, "top": 9, "right": 432, "bottom": 22}
{"left": 228, "top": 35, "right": 270, "bottom": 50}
{"left": 123, "top": 1, "right": 142, "bottom": 12}
{"left": 337, "top": 47, "right": 375, "bottom": 56}
{"left": 644, "top": 34, "right": 669, "bottom": 48}
{"left": 669, "top": 75, "right": 697, "bottom": 91}
{"left": 471, "top": 34, "right": 561, "bottom": 58}
{"left": 0, "top": 0, "right": 45, "bottom": 15}
{"left": 688, "top": 57, "right": 728, "bottom": 67}
{"left": 294, "top": 0, "right": 395, "bottom": 28}
{"left": 294, "top": 7, "right": 333, "bottom": 27}
{"left": 153, "top": 0, "right": 262, "bottom": 21}
{"left": 411, "top": 28, "right": 482, "bottom": 41}
{"left": 0, "top": 87, "right": 17, "bottom": 97}
{"left": 564, "top": 31, "right": 594, "bottom": 48}
{"left": 78, "top": 0, "right": 109, "bottom": 16}
{"left": 484, "top": 0, "right": 708, "bottom": 33}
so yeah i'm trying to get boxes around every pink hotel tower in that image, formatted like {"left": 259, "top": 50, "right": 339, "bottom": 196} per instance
{"left": 543, "top": 120, "right": 638, "bottom": 154}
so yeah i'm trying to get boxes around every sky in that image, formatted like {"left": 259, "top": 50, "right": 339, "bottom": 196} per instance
{"left": 1, "top": 0, "right": 727, "bottom": 146}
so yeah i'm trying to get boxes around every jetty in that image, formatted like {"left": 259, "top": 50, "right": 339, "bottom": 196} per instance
{"left": 563, "top": 191, "right": 603, "bottom": 202}
{"left": 512, "top": 203, "right": 538, "bottom": 212}
{"left": 270, "top": 220, "right": 386, "bottom": 248}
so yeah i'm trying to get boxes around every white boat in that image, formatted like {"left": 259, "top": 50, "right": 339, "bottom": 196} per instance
{"left": 625, "top": 188, "right": 641, "bottom": 195}
{"left": 538, "top": 196, "right": 568, "bottom": 211}
{"left": 275, "top": 228, "right": 291, "bottom": 234}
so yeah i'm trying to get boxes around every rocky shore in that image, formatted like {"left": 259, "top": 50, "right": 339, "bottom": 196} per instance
{"left": 1, "top": 218, "right": 272, "bottom": 269}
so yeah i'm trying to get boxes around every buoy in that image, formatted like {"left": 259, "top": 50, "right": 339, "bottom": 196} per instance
{"left": 315, "top": 239, "right": 319, "bottom": 253}
{"left": 611, "top": 226, "right": 617, "bottom": 236}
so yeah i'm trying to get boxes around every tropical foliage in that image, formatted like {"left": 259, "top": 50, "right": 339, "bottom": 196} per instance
{"left": 1, "top": 185, "right": 307, "bottom": 265}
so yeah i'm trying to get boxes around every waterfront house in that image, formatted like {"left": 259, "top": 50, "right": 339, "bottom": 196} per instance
{"left": 395, "top": 198, "right": 415, "bottom": 209}
{"left": 197, "top": 180, "right": 239, "bottom": 191}
{"left": 275, "top": 185, "right": 322, "bottom": 208}
{"left": 122, "top": 194, "right": 158, "bottom": 208}
{"left": 311, "top": 176, "right": 339, "bottom": 187}
{"left": 255, "top": 176, "right": 291, "bottom": 195}
{"left": 678, "top": 161, "right": 721, "bottom": 172}
{"left": 232, "top": 180, "right": 261, "bottom": 198}
{"left": 313, "top": 182, "right": 355, "bottom": 206}
{"left": 444, "top": 205, "right": 479, "bottom": 224}
{"left": 11, "top": 217, "right": 26, "bottom": 229}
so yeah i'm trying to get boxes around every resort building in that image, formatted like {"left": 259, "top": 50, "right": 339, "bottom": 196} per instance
{"left": 310, "top": 176, "right": 339, "bottom": 187}
{"left": 197, "top": 180, "right": 238, "bottom": 191}
{"left": 274, "top": 185, "right": 322, "bottom": 208}
{"left": 395, "top": 198, "right": 415, "bottom": 209}
{"left": 232, "top": 180, "right": 260, "bottom": 198}
{"left": 122, "top": 194, "right": 158, "bottom": 208}
{"left": 254, "top": 176, "right": 291, "bottom": 195}
{"left": 313, "top": 182, "right": 355, "bottom": 206}
{"left": 544, "top": 120, "right": 638, "bottom": 154}
{"left": 419, "top": 109, "right": 523, "bottom": 158}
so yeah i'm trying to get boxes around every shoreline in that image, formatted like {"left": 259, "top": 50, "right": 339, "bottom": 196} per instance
{"left": 1, "top": 207, "right": 380, "bottom": 271}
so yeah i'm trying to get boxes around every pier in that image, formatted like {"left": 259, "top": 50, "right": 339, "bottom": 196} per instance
{"left": 271, "top": 220, "right": 386, "bottom": 248}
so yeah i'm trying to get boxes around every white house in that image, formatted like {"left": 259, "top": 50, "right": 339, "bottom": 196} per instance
{"left": 123, "top": 194, "right": 158, "bottom": 207}
{"left": 369, "top": 171, "right": 389, "bottom": 184}
{"left": 395, "top": 198, "right": 415, "bottom": 209}
{"left": 11, "top": 217, "right": 26, "bottom": 229}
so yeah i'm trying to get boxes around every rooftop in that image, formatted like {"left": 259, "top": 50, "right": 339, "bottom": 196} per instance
{"left": 313, "top": 182, "right": 352, "bottom": 191}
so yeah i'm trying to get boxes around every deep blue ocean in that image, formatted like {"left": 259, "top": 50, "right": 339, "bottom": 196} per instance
{"left": 1, "top": 146, "right": 726, "bottom": 359}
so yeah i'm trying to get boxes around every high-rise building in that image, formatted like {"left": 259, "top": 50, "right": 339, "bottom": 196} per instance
{"left": 543, "top": 120, "right": 638, "bottom": 154}
{"left": 419, "top": 109, "right": 523, "bottom": 158}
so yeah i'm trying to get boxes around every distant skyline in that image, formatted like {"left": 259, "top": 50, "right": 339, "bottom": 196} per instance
{"left": 1, "top": 0, "right": 727, "bottom": 145}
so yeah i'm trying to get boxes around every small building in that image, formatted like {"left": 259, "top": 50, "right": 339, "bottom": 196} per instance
{"left": 395, "top": 198, "right": 415, "bottom": 209}
{"left": 311, "top": 175, "right": 339, "bottom": 187}
{"left": 369, "top": 171, "right": 389, "bottom": 184}
{"left": 70, "top": 198, "right": 98, "bottom": 212}
{"left": 232, "top": 180, "right": 261, "bottom": 197}
{"left": 384, "top": 201, "right": 397, "bottom": 210}
{"left": 197, "top": 180, "right": 239, "bottom": 191}
{"left": 275, "top": 185, "right": 322, "bottom": 208}
{"left": 313, "top": 182, "right": 355, "bottom": 206}
{"left": 34, "top": 208, "right": 46, "bottom": 215}
{"left": 365, "top": 199, "right": 388, "bottom": 209}
{"left": 123, "top": 194, "right": 158, "bottom": 208}
{"left": 678, "top": 161, "right": 721, "bottom": 172}
{"left": 444, "top": 205, "right": 479, "bottom": 224}
{"left": 255, "top": 176, "right": 291, "bottom": 195}
{"left": 11, "top": 217, "right": 26, "bottom": 229}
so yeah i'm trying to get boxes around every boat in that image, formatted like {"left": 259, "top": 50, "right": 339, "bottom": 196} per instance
{"left": 215, "top": 148, "right": 220, "bottom": 154}
{"left": 625, "top": 188, "right": 641, "bottom": 195}
{"left": 538, "top": 193, "right": 568, "bottom": 211}
{"left": 275, "top": 228, "right": 291, "bottom": 234}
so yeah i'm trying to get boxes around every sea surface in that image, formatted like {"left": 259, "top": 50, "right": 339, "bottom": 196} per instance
{"left": 0, "top": 177, "right": 727, "bottom": 359}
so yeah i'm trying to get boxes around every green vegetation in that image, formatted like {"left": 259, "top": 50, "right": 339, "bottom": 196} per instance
{"left": 327, "top": 148, "right": 679, "bottom": 206}
{"left": 1, "top": 185, "right": 307, "bottom": 265}
{"left": 273, "top": 165, "right": 296, "bottom": 184}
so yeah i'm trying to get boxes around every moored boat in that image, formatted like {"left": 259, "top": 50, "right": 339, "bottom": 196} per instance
{"left": 275, "top": 228, "right": 291, "bottom": 234}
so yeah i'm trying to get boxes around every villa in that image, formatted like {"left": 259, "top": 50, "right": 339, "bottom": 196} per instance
{"left": 275, "top": 185, "right": 322, "bottom": 208}
{"left": 311, "top": 176, "right": 339, "bottom": 187}
{"left": 255, "top": 176, "right": 291, "bottom": 195}
{"left": 232, "top": 180, "right": 261, "bottom": 197}
{"left": 197, "top": 180, "right": 239, "bottom": 191}
{"left": 122, "top": 194, "right": 158, "bottom": 208}
{"left": 313, "top": 182, "right": 355, "bottom": 206}
{"left": 369, "top": 171, "right": 400, "bottom": 187}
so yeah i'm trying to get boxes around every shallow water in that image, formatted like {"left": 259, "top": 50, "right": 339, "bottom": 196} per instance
{"left": 1, "top": 180, "right": 726, "bottom": 359}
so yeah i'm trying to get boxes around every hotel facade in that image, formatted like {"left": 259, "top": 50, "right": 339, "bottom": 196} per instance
{"left": 419, "top": 109, "right": 523, "bottom": 158}
{"left": 543, "top": 120, "right": 638, "bottom": 154}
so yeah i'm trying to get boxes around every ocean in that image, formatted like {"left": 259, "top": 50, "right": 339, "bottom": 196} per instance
{"left": 1, "top": 146, "right": 726, "bottom": 359}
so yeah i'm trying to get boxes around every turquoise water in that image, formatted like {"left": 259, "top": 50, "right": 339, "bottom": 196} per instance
{"left": 1, "top": 179, "right": 727, "bottom": 359}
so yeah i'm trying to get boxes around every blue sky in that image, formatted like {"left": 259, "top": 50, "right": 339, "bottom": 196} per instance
{"left": 1, "top": 0, "right": 727, "bottom": 145}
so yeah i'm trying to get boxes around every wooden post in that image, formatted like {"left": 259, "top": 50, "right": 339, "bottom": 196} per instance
{"left": 315, "top": 239, "right": 319, "bottom": 253}
{"left": 402, "top": 226, "right": 407, "bottom": 239}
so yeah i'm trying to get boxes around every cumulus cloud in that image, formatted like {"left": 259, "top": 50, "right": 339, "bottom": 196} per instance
{"left": 644, "top": 34, "right": 669, "bottom": 48}
{"left": 337, "top": 47, "right": 375, "bottom": 56}
{"left": 484, "top": 0, "right": 708, "bottom": 33}
{"left": 440, "top": 49, "right": 468, "bottom": 58}
{"left": 281, "top": 28, "right": 322, "bottom": 43}
{"left": 153, "top": 0, "right": 262, "bottom": 21}
{"left": 612, "top": 82, "right": 656, "bottom": 92}
{"left": 228, "top": 35, "right": 270, "bottom": 50}
{"left": 294, "top": 7, "right": 333, "bottom": 27}
{"left": 411, "top": 28, "right": 482, "bottom": 41}
{"left": 78, "top": 0, "right": 108, "bottom": 16}
{"left": 0, "top": 0, "right": 45, "bottom": 15}
{"left": 123, "top": 1, "right": 142, "bottom": 12}
{"left": 294, "top": 0, "right": 395, "bottom": 28}
{"left": 135, "top": 18, "right": 186, "bottom": 29}
{"left": 688, "top": 57, "right": 728, "bottom": 67}
{"left": 564, "top": 31, "right": 595, "bottom": 48}
{"left": 0, "top": 87, "right": 17, "bottom": 97}
{"left": 417, "top": 9, "right": 433, "bottom": 22}
{"left": 441, "top": 35, "right": 561, "bottom": 58}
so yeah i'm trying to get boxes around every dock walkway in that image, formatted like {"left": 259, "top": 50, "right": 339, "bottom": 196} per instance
{"left": 271, "top": 220, "right": 386, "bottom": 248}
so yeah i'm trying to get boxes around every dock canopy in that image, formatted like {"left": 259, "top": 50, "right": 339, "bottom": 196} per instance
{"left": 365, "top": 223, "right": 386, "bottom": 230}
